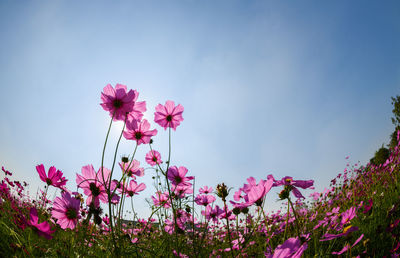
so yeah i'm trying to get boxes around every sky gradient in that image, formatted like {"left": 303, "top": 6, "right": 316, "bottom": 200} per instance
{"left": 1, "top": 1, "right": 399, "bottom": 217}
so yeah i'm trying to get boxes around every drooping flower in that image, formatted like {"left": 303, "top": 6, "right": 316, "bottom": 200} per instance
{"left": 154, "top": 100, "right": 184, "bottom": 130}
{"left": 123, "top": 119, "right": 157, "bottom": 145}
{"left": 275, "top": 176, "right": 314, "bottom": 199}
{"left": 52, "top": 192, "right": 81, "bottom": 230}
{"left": 145, "top": 150, "right": 162, "bottom": 166}
{"left": 100, "top": 83, "right": 137, "bottom": 121}
{"left": 167, "top": 166, "right": 194, "bottom": 187}
{"left": 120, "top": 180, "right": 146, "bottom": 197}
{"left": 36, "top": 164, "right": 67, "bottom": 188}
{"left": 246, "top": 178, "right": 274, "bottom": 206}
{"left": 119, "top": 159, "right": 144, "bottom": 178}
{"left": 28, "top": 207, "right": 55, "bottom": 239}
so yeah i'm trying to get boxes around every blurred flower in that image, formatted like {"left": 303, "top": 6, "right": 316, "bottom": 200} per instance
{"left": 145, "top": 150, "right": 162, "bottom": 166}
{"left": 28, "top": 207, "right": 55, "bottom": 239}
{"left": 119, "top": 159, "right": 144, "bottom": 179}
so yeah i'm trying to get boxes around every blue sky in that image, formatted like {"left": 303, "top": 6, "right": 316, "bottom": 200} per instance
{"left": 1, "top": 1, "right": 399, "bottom": 217}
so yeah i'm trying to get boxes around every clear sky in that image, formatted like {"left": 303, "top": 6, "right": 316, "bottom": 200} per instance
{"left": 1, "top": 1, "right": 399, "bottom": 217}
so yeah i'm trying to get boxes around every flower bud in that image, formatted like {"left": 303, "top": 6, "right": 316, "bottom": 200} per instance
{"left": 216, "top": 183, "right": 229, "bottom": 201}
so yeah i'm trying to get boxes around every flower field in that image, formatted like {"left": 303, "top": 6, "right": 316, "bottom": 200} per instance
{"left": 1, "top": 84, "right": 399, "bottom": 257}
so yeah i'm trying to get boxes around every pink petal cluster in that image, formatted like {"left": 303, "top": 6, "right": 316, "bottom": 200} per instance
{"left": 123, "top": 119, "right": 157, "bottom": 145}
{"left": 76, "top": 165, "right": 110, "bottom": 207}
{"left": 154, "top": 100, "right": 184, "bottom": 130}
{"left": 119, "top": 159, "right": 144, "bottom": 178}
{"left": 145, "top": 150, "right": 162, "bottom": 166}
{"left": 100, "top": 84, "right": 137, "bottom": 121}
{"left": 28, "top": 207, "right": 55, "bottom": 239}
{"left": 36, "top": 164, "right": 67, "bottom": 188}
{"left": 151, "top": 191, "right": 171, "bottom": 208}
{"left": 167, "top": 166, "right": 194, "bottom": 187}
{"left": 195, "top": 194, "right": 216, "bottom": 206}
{"left": 120, "top": 180, "right": 146, "bottom": 197}
{"left": 274, "top": 176, "right": 314, "bottom": 199}
{"left": 231, "top": 177, "right": 274, "bottom": 208}
{"left": 52, "top": 192, "right": 81, "bottom": 230}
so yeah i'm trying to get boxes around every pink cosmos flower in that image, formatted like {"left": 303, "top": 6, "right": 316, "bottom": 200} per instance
{"left": 76, "top": 165, "right": 109, "bottom": 207}
{"left": 100, "top": 83, "right": 137, "bottom": 121}
{"left": 123, "top": 119, "right": 157, "bottom": 145}
{"left": 128, "top": 99, "right": 147, "bottom": 122}
{"left": 36, "top": 164, "right": 67, "bottom": 188}
{"left": 331, "top": 234, "right": 364, "bottom": 255}
{"left": 199, "top": 186, "right": 213, "bottom": 194}
{"left": 340, "top": 206, "right": 356, "bottom": 227}
{"left": 145, "top": 150, "right": 162, "bottom": 166}
{"left": 52, "top": 192, "right": 81, "bottom": 230}
{"left": 275, "top": 176, "right": 314, "bottom": 199}
{"left": 119, "top": 159, "right": 144, "bottom": 178}
{"left": 267, "top": 237, "right": 308, "bottom": 258}
{"left": 167, "top": 166, "right": 194, "bottom": 187}
{"left": 151, "top": 191, "right": 171, "bottom": 208}
{"left": 202, "top": 205, "right": 224, "bottom": 223}
{"left": 120, "top": 180, "right": 146, "bottom": 197}
{"left": 320, "top": 226, "right": 359, "bottom": 241}
{"left": 28, "top": 207, "right": 55, "bottom": 239}
{"left": 173, "top": 184, "right": 194, "bottom": 198}
{"left": 195, "top": 194, "right": 216, "bottom": 206}
{"left": 246, "top": 178, "right": 274, "bottom": 206}
{"left": 154, "top": 100, "right": 184, "bottom": 130}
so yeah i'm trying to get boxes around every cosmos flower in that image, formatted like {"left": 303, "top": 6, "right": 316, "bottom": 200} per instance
{"left": 268, "top": 237, "right": 308, "bottom": 258}
{"left": 195, "top": 194, "right": 216, "bottom": 206}
{"left": 145, "top": 150, "right": 162, "bottom": 166}
{"left": 154, "top": 100, "right": 184, "bottom": 130}
{"left": 120, "top": 180, "right": 146, "bottom": 197}
{"left": 275, "top": 176, "right": 314, "bottom": 199}
{"left": 151, "top": 191, "right": 171, "bottom": 208}
{"left": 167, "top": 166, "right": 194, "bottom": 187}
{"left": 76, "top": 165, "right": 109, "bottom": 207}
{"left": 36, "top": 164, "right": 67, "bottom": 188}
{"left": 119, "top": 159, "right": 144, "bottom": 178}
{"left": 28, "top": 207, "right": 55, "bottom": 239}
{"left": 202, "top": 205, "right": 224, "bottom": 223}
{"left": 100, "top": 83, "right": 137, "bottom": 121}
{"left": 52, "top": 192, "right": 81, "bottom": 230}
{"left": 123, "top": 119, "right": 157, "bottom": 145}
{"left": 199, "top": 186, "right": 213, "bottom": 194}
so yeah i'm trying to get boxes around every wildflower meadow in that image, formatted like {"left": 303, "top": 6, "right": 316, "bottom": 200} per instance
{"left": 1, "top": 84, "right": 400, "bottom": 257}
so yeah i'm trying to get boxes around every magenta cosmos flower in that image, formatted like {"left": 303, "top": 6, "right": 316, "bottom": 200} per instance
{"left": 52, "top": 192, "right": 81, "bottom": 230}
{"left": 151, "top": 191, "right": 171, "bottom": 208}
{"left": 195, "top": 194, "right": 216, "bottom": 206}
{"left": 123, "top": 118, "right": 157, "bottom": 145}
{"left": 36, "top": 164, "right": 67, "bottom": 188}
{"left": 167, "top": 166, "right": 194, "bottom": 187}
{"left": 267, "top": 237, "right": 308, "bottom": 258}
{"left": 28, "top": 207, "right": 55, "bottom": 239}
{"left": 154, "top": 100, "right": 184, "bottom": 130}
{"left": 275, "top": 176, "right": 314, "bottom": 199}
{"left": 119, "top": 159, "right": 144, "bottom": 179}
{"left": 199, "top": 186, "right": 213, "bottom": 194}
{"left": 145, "top": 150, "right": 162, "bottom": 166}
{"left": 119, "top": 180, "right": 146, "bottom": 197}
{"left": 76, "top": 165, "right": 109, "bottom": 207}
{"left": 100, "top": 83, "right": 137, "bottom": 121}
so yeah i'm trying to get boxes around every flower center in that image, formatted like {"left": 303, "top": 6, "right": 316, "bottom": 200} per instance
{"left": 113, "top": 99, "right": 123, "bottom": 108}
{"left": 135, "top": 132, "right": 143, "bottom": 140}
{"left": 166, "top": 115, "right": 172, "bottom": 122}
{"left": 46, "top": 178, "right": 52, "bottom": 185}
{"left": 66, "top": 207, "right": 77, "bottom": 220}
{"left": 174, "top": 176, "right": 182, "bottom": 184}
{"left": 89, "top": 183, "right": 100, "bottom": 197}
{"left": 152, "top": 156, "right": 158, "bottom": 162}
{"left": 128, "top": 191, "right": 134, "bottom": 197}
